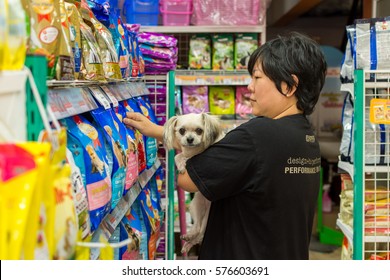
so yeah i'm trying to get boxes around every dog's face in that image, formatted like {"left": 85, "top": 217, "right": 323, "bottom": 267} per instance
{"left": 163, "top": 113, "right": 223, "bottom": 158}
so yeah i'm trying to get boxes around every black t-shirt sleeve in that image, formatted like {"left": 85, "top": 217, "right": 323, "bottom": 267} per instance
{"left": 186, "top": 126, "right": 256, "bottom": 201}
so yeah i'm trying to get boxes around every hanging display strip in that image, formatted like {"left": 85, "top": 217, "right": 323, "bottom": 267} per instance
{"left": 89, "top": 159, "right": 161, "bottom": 260}
{"left": 47, "top": 82, "right": 150, "bottom": 120}
{"left": 174, "top": 70, "right": 251, "bottom": 85}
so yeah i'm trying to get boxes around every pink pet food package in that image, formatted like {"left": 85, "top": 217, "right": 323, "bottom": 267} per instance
{"left": 182, "top": 86, "right": 209, "bottom": 114}
{"left": 235, "top": 86, "right": 254, "bottom": 119}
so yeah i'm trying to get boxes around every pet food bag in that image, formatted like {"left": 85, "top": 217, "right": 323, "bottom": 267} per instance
{"left": 119, "top": 206, "right": 143, "bottom": 260}
{"left": 235, "top": 86, "right": 254, "bottom": 119}
{"left": 234, "top": 33, "right": 258, "bottom": 70}
{"left": 209, "top": 86, "right": 235, "bottom": 116}
{"left": 212, "top": 34, "right": 234, "bottom": 70}
{"left": 182, "top": 86, "right": 209, "bottom": 114}
{"left": 91, "top": 107, "right": 128, "bottom": 209}
{"left": 65, "top": 2, "right": 82, "bottom": 79}
{"left": 64, "top": 115, "right": 112, "bottom": 233}
{"left": 188, "top": 34, "right": 211, "bottom": 69}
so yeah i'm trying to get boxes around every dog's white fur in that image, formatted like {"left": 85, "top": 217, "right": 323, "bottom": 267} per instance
{"left": 163, "top": 113, "right": 224, "bottom": 254}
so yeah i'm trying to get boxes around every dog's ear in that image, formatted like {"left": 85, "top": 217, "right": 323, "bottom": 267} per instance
{"left": 163, "top": 116, "right": 179, "bottom": 150}
{"left": 202, "top": 113, "right": 223, "bottom": 147}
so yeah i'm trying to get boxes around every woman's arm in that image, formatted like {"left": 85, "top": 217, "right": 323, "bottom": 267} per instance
{"left": 177, "top": 169, "right": 199, "bottom": 193}
{"left": 123, "top": 112, "right": 164, "bottom": 143}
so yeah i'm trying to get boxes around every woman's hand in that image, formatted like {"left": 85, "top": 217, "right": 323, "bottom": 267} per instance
{"left": 123, "top": 112, "right": 164, "bottom": 143}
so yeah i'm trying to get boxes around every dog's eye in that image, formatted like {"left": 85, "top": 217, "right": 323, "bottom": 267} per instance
{"left": 179, "top": 128, "right": 186, "bottom": 135}
{"left": 195, "top": 128, "right": 203, "bottom": 135}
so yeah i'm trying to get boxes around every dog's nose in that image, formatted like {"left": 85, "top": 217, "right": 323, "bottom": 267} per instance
{"left": 187, "top": 137, "right": 194, "bottom": 144}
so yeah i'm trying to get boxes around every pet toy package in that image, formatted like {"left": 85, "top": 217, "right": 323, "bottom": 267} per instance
{"left": 209, "top": 86, "right": 235, "bottom": 116}
{"left": 235, "top": 86, "right": 254, "bottom": 119}
{"left": 212, "top": 34, "right": 234, "bottom": 70}
{"left": 121, "top": 99, "right": 147, "bottom": 173}
{"left": 188, "top": 34, "right": 211, "bottom": 69}
{"left": 64, "top": 115, "right": 112, "bottom": 233}
{"left": 234, "top": 33, "right": 258, "bottom": 70}
{"left": 119, "top": 206, "right": 143, "bottom": 260}
{"left": 91, "top": 107, "right": 127, "bottom": 209}
{"left": 182, "top": 86, "right": 209, "bottom": 114}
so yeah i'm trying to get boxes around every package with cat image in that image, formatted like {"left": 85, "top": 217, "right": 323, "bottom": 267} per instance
{"left": 63, "top": 115, "right": 112, "bottom": 233}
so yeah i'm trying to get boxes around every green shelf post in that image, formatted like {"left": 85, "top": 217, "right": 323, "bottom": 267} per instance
{"left": 24, "top": 55, "right": 48, "bottom": 141}
{"left": 167, "top": 70, "right": 176, "bottom": 260}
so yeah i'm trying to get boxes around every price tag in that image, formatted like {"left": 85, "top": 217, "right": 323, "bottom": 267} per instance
{"left": 89, "top": 86, "right": 111, "bottom": 109}
{"left": 101, "top": 85, "right": 119, "bottom": 107}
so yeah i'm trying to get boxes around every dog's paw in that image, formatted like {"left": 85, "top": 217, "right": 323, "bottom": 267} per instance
{"left": 181, "top": 241, "right": 194, "bottom": 254}
{"left": 174, "top": 153, "right": 187, "bottom": 172}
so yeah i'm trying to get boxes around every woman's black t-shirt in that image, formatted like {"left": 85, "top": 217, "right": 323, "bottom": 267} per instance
{"left": 186, "top": 115, "right": 321, "bottom": 260}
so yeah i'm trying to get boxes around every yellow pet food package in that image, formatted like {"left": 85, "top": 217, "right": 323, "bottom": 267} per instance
{"left": 65, "top": 2, "right": 82, "bottom": 79}
{"left": 79, "top": 1, "right": 121, "bottom": 80}
{"left": 56, "top": 0, "right": 75, "bottom": 80}
{"left": 25, "top": 0, "right": 62, "bottom": 79}
{"left": 209, "top": 86, "right": 236, "bottom": 116}
{"left": 2, "top": 0, "right": 27, "bottom": 70}
{"left": 0, "top": 143, "right": 48, "bottom": 259}
{"left": 17, "top": 142, "right": 52, "bottom": 260}
{"left": 79, "top": 20, "right": 105, "bottom": 81}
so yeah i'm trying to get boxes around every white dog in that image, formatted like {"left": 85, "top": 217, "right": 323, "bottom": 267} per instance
{"left": 163, "top": 113, "right": 224, "bottom": 254}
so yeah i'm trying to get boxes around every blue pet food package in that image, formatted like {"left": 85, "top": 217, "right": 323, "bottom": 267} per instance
{"left": 63, "top": 115, "right": 112, "bottom": 233}
{"left": 135, "top": 96, "right": 158, "bottom": 169}
{"left": 138, "top": 185, "right": 161, "bottom": 260}
{"left": 132, "top": 199, "right": 150, "bottom": 260}
{"left": 91, "top": 107, "right": 128, "bottom": 209}
{"left": 234, "top": 33, "right": 258, "bottom": 70}
{"left": 121, "top": 99, "right": 147, "bottom": 173}
{"left": 113, "top": 104, "right": 139, "bottom": 190}
{"left": 149, "top": 174, "right": 162, "bottom": 217}
{"left": 119, "top": 206, "right": 143, "bottom": 260}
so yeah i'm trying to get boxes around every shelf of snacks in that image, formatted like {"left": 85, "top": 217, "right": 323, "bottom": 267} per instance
{"left": 140, "top": 25, "right": 266, "bottom": 34}
{"left": 174, "top": 70, "right": 251, "bottom": 86}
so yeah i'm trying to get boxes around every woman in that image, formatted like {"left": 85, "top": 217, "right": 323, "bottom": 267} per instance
{"left": 124, "top": 32, "right": 327, "bottom": 259}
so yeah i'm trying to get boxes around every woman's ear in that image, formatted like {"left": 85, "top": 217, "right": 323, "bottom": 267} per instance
{"left": 282, "top": 74, "right": 299, "bottom": 97}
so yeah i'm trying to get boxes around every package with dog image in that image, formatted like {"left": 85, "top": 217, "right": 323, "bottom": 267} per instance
{"left": 234, "top": 33, "right": 258, "bottom": 70}
{"left": 91, "top": 107, "right": 128, "bottom": 209}
{"left": 119, "top": 206, "right": 143, "bottom": 260}
{"left": 212, "top": 34, "right": 234, "bottom": 70}
{"left": 64, "top": 115, "right": 112, "bottom": 233}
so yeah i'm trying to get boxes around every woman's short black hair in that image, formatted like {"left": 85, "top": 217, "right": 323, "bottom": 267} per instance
{"left": 248, "top": 32, "right": 327, "bottom": 115}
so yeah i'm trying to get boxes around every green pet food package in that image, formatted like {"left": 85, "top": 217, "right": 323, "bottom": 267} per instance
{"left": 212, "top": 34, "right": 234, "bottom": 70}
{"left": 209, "top": 86, "right": 235, "bottom": 116}
{"left": 235, "top": 33, "right": 258, "bottom": 70}
{"left": 188, "top": 34, "right": 211, "bottom": 69}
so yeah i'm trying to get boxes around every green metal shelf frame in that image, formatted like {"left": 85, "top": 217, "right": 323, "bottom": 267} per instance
{"left": 353, "top": 69, "right": 365, "bottom": 260}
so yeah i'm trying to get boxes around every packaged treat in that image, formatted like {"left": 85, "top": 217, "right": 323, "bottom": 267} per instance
{"left": 182, "top": 86, "right": 209, "bottom": 114}
{"left": 139, "top": 44, "right": 178, "bottom": 60}
{"left": 188, "top": 34, "right": 211, "bottom": 69}
{"left": 138, "top": 32, "right": 177, "bottom": 48}
{"left": 65, "top": 2, "right": 82, "bottom": 79}
{"left": 56, "top": 0, "right": 75, "bottom": 80}
{"left": 212, "top": 34, "right": 234, "bottom": 70}
{"left": 25, "top": 0, "right": 62, "bottom": 79}
{"left": 209, "top": 86, "right": 235, "bottom": 116}
{"left": 119, "top": 207, "right": 143, "bottom": 260}
{"left": 79, "top": 21, "right": 105, "bottom": 81}
{"left": 235, "top": 86, "right": 253, "bottom": 119}
{"left": 234, "top": 33, "right": 258, "bottom": 70}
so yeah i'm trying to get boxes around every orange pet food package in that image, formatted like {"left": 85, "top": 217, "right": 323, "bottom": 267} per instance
{"left": 24, "top": 0, "right": 62, "bottom": 80}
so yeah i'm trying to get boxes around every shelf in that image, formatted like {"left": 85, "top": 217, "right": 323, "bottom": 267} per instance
{"left": 140, "top": 25, "right": 266, "bottom": 34}
{"left": 174, "top": 70, "right": 251, "bottom": 86}
{"left": 90, "top": 159, "right": 161, "bottom": 260}
{"left": 336, "top": 219, "right": 353, "bottom": 246}
{"left": 47, "top": 77, "right": 145, "bottom": 88}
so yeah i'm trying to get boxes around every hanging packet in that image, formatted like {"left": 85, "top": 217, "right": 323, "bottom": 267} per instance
{"left": 188, "top": 34, "right": 211, "bottom": 70}
{"left": 65, "top": 2, "right": 82, "bottom": 79}
{"left": 212, "top": 34, "right": 234, "bottom": 70}
{"left": 234, "top": 33, "right": 258, "bottom": 70}
{"left": 64, "top": 115, "right": 112, "bottom": 233}
{"left": 91, "top": 107, "right": 127, "bottom": 209}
